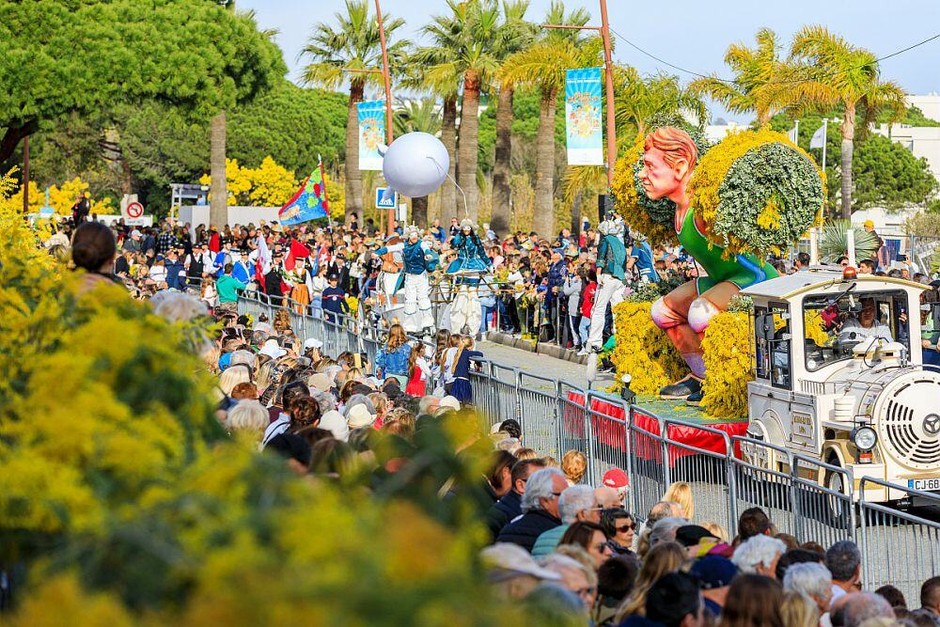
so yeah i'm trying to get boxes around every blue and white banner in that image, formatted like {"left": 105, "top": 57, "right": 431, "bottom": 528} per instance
{"left": 357, "top": 100, "right": 386, "bottom": 171}
{"left": 565, "top": 68, "right": 604, "bottom": 166}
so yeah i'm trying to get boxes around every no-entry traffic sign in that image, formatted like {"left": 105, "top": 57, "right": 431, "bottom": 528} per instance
{"left": 126, "top": 201, "right": 144, "bottom": 218}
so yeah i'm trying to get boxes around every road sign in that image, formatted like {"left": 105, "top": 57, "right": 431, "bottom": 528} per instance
{"left": 375, "top": 187, "right": 397, "bottom": 209}
{"left": 126, "top": 201, "right": 144, "bottom": 218}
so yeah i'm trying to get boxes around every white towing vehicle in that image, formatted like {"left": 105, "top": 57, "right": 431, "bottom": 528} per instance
{"left": 740, "top": 265, "right": 940, "bottom": 506}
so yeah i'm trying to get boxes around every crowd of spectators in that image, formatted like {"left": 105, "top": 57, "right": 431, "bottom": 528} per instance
{"left": 481, "top": 462, "right": 940, "bottom": 627}
{"left": 62, "top": 218, "right": 940, "bottom": 626}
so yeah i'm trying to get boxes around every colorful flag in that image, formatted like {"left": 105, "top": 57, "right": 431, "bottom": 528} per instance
{"left": 357, "top": 100, "right": 386, "bottom": 170}
{"left": 278, "top": 162, "right": 330, "bottom": 226}
{"left": 565, "top": 68, "right": 604, "bottom": 166}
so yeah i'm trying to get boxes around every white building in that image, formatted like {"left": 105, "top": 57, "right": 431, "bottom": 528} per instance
{"left": 908, "top": 94, "right": 940, "bottom": 124}
{"left": 873, "top": 124, "right": 940, "bottom": 182}
{"left": 704, "top": 120, "right": 751, "bottom": 143}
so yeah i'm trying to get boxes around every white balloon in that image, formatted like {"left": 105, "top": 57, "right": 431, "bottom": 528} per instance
{"left": 382, "top": 132, "right": 449, "bottom": 198}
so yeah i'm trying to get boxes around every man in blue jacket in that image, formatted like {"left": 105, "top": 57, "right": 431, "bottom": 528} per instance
{"left": 496, "top": 468, "right": 566, "bottom": 553}
{"left": 163, "top": 249, "right": 186, "bottom": 290}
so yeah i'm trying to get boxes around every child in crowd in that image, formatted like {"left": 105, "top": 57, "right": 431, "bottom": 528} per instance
{"left": 405, "top": 342, "right": 432, "bottom": 397}
{"left": 448, "top": 334, "right": 483, "bottom": 405}
{"left": 578, "top": 268, "right": 597, "bottom": 355}
{"left": 375, "top": 324, "right": 412, "bottom": 387}
{"left": 321, "top": 273, "right": 349, "bottom": 323}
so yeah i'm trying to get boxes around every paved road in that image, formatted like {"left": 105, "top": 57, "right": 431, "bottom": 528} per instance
{"left": 476, "top": 339, "right": 615, "bottom": 393}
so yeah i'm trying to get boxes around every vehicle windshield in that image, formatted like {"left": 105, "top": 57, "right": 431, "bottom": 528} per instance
{"left": 803, "top": 288, "right": 911, "bottom": 371}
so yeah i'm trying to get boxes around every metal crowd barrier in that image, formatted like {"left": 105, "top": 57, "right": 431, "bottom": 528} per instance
{"left": 237, "top": 293, "right": 940, "bottom": 595}
{"left": 859, "top": 477, "right": 940, "bottom": 604}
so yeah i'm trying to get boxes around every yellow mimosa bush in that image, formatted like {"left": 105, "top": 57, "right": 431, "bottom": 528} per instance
{"left": 2, "top": 175, "right": 548, "bottom": 623}
{"left": 610, "top": 301, "right": 686, "bottom": 395}
{"left": 700, "top": 311, "right": 750, "bottom": 419}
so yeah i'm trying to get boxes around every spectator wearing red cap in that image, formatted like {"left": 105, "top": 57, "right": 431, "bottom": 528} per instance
{"left": 596, "top": 468, "right": 628, "bottom": 510}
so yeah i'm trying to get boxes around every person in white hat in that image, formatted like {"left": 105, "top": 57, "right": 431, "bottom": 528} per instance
{"left": 346, "top": 403, "right": 375, "bottom": 430}
{"left": 373, "top": 234, "right": 405, "bottom": 321}
{"left": 480, "top": 542, "right": 562, "bottom": 600}
{"left": 258, "top": 338, "right": 286, "bottom": 360}
{"left": 436, "top": 395, "right": 461, "bottom": 415}
{"left": 303, "top": 337, "right": 323, "bottom": 362}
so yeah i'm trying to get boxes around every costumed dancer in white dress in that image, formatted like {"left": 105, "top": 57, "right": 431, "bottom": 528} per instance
{"left": 446, "top": 218, "right": 492, "bottom": 336}
{"left": 376, "top": 234, "right": 404, "bottom": 322}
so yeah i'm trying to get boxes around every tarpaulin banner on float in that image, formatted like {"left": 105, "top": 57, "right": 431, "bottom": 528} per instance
{"left": 565, "top": 68, "right": 604, "bottom": 166}
{"left": 357, "top": 100, "right": 386, "bottom": 171}
{"left": 278, "top": 161, "right": 330, "bottom": 226}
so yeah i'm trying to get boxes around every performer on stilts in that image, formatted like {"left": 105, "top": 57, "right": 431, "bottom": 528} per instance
{"left": 586, "top": 215, "right": 628, "bottom": 353}
{"left": 376, "top": 226, "right": 438, "bottom": 335}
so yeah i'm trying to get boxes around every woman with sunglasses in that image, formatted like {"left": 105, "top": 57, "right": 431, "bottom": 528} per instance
{"left": 601, "top": 508, "right": 638, "bottom": 557}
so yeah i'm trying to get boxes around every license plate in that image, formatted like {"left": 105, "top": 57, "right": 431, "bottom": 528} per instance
{"left": 908, "top": 478, "right": 940, "bottom": 491}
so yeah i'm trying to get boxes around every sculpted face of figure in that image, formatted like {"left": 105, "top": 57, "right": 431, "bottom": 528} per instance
{"left": 639, "top": 147, "right": 681, "bottom": 201}
{"left": 638, "top": 127, "right": 698, "bottom": 208}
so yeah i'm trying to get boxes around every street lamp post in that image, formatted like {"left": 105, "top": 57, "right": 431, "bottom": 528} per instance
{"left": 598, "top": 0, "right": 616, "bottom": 189}
{"left": 374, "top": 0, "right": 395, "bottom": 236}
{"left": 543, "top": 0, "right": 618, "bottom": 191}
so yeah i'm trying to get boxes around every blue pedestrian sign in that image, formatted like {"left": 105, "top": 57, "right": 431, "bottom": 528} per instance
{"left": 375, "top": 187, "right": 398, "bottom": 209}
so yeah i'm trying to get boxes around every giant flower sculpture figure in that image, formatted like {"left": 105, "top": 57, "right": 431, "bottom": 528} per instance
{"left": 615, "top": 127, "right": 824, "bottom": 401}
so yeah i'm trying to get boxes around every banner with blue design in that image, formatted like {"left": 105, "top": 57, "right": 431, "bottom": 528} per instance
{"left": 357, "top": 100, "right": 386, "bottom": 171}
{"left": 565, "top": 68, "right": 604, "bottom": 166}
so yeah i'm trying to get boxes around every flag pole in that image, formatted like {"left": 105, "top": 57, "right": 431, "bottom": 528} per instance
{"left": 319, "top": 154, "right": 335, "bottom": 234}
{"left": 821, "top": 118, "right": 827, "bottom": 172}
{"left": 374, "top": 0, "right": 395, "bottom": 237}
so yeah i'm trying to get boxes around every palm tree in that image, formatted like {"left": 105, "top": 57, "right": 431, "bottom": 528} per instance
{"left": 789, "top": 26, "right": 906, "bottom": 218}
{"left": 499, "top": 0, "right": 598, "bottom": 237}
{"left": 394, "top": 97, "right": 442, "bottom": 226}
{"left": 301, "top": 0, "right": 408, "bottom": 222}
{"left": 490, "top": 0, "right": 536, "bottom": 238}
{"left": 689, "top": 28, "right": 789, "bottom": 127}
{"left": 409, "top": 35, "right": 460, "bottom": 226}
{"left": 422, "top": 0, "right": 501, "bottom": 224}
{"left": 615, "top": 66, "right": 708, "bottom": 140}
{"left": 210, "top": 0, "right": 235, "bottom": 230}
{"left": 209, "top": 110, "right": 227, "bottom": 229}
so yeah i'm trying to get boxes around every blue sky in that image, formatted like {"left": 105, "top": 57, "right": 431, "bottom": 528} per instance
{"left": 240, "top": 0, "right": 940, "bottom": 123}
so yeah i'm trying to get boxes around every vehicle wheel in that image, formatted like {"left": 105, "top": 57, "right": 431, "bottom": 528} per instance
{"left": 824, "top": 460, "right": 853, "bottom": 529}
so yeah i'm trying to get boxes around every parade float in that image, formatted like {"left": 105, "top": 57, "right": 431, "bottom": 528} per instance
{"left": 568, "top": 125, "right": 940, "bottom": 504}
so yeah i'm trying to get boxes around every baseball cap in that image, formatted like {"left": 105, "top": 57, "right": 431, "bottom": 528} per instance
{"left": 863, "top": 220, "right": 874, "bottom": 229}
{"left": 481, "top": 543, "right": 563, "bottom": 582}
{"left": 303, "top": 338, "right": 323, "bottom": 351}
{"left": 675, "top": 525, "right": 719, "bottom": 548}
{"left": 439, "top": 396, "right": 461, "bottom": 412}
{"left": 603, "top": 468, "right": 629, "bottom": 489}
{"left": 690, "top": 555, "right": 738, "bottom": 589}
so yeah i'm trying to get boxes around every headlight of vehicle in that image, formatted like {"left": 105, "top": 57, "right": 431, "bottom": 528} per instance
{"left": 852, "top": 426, "right": 878, "bottom": 452}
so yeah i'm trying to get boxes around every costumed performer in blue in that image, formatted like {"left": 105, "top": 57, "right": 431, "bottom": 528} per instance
{"left": 446, "top": 218, "right": 492, "bottom": 336}
{"left": 376, "top": 225, "right": 438, "bottom": 335}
